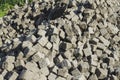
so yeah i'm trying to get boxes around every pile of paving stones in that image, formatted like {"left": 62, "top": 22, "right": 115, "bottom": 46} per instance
{"left": 0, "top": 0, "right": 120, "bottom": 80}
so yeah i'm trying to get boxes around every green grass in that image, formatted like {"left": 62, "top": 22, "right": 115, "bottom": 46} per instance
{"left": 0, "top": 0, "right": 32, "bottom": 17}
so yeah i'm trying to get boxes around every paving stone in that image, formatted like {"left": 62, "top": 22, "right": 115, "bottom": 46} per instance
{"left": 60, "top": 59, "right": 71, "bottom": 69}
{"left": 59, "top": 29, "right": 65, "bottom": 39}
{"left": 46, "top": 42, "right": 52, "bottom": 49}
{"left": 25, "top": 62, "right": 39, "bottom": 73}
{"left": 95, "top": 68, "right": 108, "bottom": 79}
{"left": 5, "top": 56, "right": 15, "bottom": 63}
{"left": 24, "top": 47, "right": 36, "bottom": 58}
{"left": 32, "top": 51, "right": 45, "bottom": 62}
{"left": 78, "top": 62, "right": 89, "bottom": 73}
{"left": 83, "top": 47, "right": 92, "bottom": 57}
{"left": 17, "top": 51, "right": 24, "bottom": 59}
{"left": 0, "top": 38, "right": 3, "bottom": 47}
{"left": 90, "top": 66, "right": 96, "bottom": 73}
{"left": 40, "top": 67, "right": 49, "bottom": 76}
{"left": 66, "top": 74, "right": 73, "bottom": 80}
{"left": 22, "top": 41, "right": 33, "bottom": 48}
{"left": 15, "top": 59, "right": 25, "bottom": 68}
{"left": 90, "top": 55, "right": 98, "bottom": 66}
{"left": 63, "top": 49, "right": 74, "bottom": 61}
{"left": 0, "top": 0, "right": 120, "bottom": 79}
{"left": 110, "top": 75, "right": 119, "bottom": 80}
{"left": 113, "top": 35, "right": 120, "bottom": 42}
{"left": 1, "top": 69, "right": 8, "bottom": 77}
{"left": 73, "top": 74, "right": 86, "bottom": 80}
{"left": 38, "top": 36, "right": 48, "bottom": 46}
{"left": 100, "top": 28, "right": 108, "bottom": 36}
{"left": 57, "top": 67, "right": 68, "bottom": 77}
{"left": 52, "top": 66, "right": 58, "bottom": 74}
{"left": 94, "top": 49, "right": 102, "bottom": 57}
{"left": 9, "top": 72, "right": 18, "bottom": 80}
{"left": 19, "top": 70, "right": 34, "bottom": 80}
{"left": 56, "top": 77, "right": 66, "bottom": 80}
{"left": 48, "top": 73, "right": 57, "bottom": 80}
{"left": 37, "top": 29, "right": 46, "bottom": 36}
{"left": 97, "top": 42, "right": 106, "bottom": 50}
{"left": 71, "top": 68, "right": 81, "bottom": 77}
{"left": 100, "top": 63, "right": 107, "bottom": 69}
{"left": 2, "top": 62, "right": 14, "bottom": 71}
{"left": 71, "top": 59, "right": 78, "bottom": 68}
{"left": 99, "top": 36, "right": 110, "bottom": 46}
{"left": 108, "top": 57, "right": 115, "bottom": 66}
{"left": 88, "top": 74, "right": 98, "bottom": 80}
{"left": 39, "top": 74, "right": 47, "bottom": 80}
{"left": 38, "top": 58, "right": 49, "bottom": 68}
{"left": 0, "top": 75, "right": 3, "bottom": 80}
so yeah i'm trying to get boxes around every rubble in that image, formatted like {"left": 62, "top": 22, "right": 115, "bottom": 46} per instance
{"left": 0, "top": 0, "right": 120, "bottom": 80}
